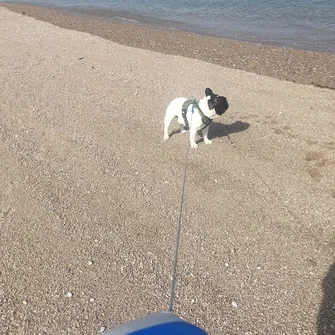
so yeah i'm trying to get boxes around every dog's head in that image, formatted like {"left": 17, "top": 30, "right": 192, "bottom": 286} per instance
{"left": 205, "top": 88, "right": 229, "bottom": 116}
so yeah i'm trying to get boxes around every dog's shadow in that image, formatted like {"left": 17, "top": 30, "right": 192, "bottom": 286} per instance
{"left": 208, "top": 120, "right": 250, "bottom": 139}
{"left": 169, "top": 120, "right": 250, "bottom": 141}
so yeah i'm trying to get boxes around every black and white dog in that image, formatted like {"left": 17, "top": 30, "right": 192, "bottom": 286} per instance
{"left": 163, "top": 88, "right": 229, "bottom": 148}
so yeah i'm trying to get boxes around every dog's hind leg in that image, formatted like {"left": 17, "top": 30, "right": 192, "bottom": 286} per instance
{"left": 179, "top": 124, "right": 187, "bottom": 134}
{"left": 177, "top": 115, "right": 187, "bottom": 134}
{"left": 163, "top": 113, "right": 175, "bottom": 140}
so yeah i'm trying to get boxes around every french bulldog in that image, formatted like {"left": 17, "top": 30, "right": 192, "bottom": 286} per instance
{"left": 163, "top": 88, "right": 229, "bottom": 148}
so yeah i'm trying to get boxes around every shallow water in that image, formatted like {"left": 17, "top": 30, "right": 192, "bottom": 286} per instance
{"left": 3, "top": 0, "right": 335, "bottom": 53}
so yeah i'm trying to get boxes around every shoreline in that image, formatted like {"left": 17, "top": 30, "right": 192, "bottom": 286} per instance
{"left": 3, "top": 1, "right": 335, "bottom": 55}
{"left": 2, "top": 2, "right": 335, "bottom": 90}
{"left": 29, "top": 5, "right": 335, "bottom": 55}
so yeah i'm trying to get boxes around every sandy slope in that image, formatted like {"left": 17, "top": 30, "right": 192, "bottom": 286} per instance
{"left": 0, "top": 7, "right": 334, "bottom": 335}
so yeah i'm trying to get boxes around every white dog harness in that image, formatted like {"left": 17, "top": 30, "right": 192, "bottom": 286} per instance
{"left": 181, "top": 99, "right": 212, "bottom": 131}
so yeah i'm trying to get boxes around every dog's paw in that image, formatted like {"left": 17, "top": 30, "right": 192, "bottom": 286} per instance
{"left": 204, "top": 139, "right": 213, "bottom": 145}
{"left": 191, "top": 143, "right": 198, "bottom": 149}
{"left": 163, "top": 135, "right": 169, "bottom": 141}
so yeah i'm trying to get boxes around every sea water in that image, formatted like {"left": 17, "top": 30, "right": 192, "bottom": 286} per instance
{"left": 3, "top": 0, "right": 335, "bottom": 53}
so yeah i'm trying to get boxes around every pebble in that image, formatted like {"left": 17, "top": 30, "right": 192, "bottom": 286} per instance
{"left": 88, "top": 260, "right": 93, "bottom": 266}
{"left": 232, "top": 301, "right": 238, "bottom": 308}
{"left": 66, "top": 292, "right": 73, "bottom": 298}
{"left": 22, "top": 300, "right": 28, "bottom": 305}
{"left": 99, "top": 326, "right": 106, "bottom": 333}
{"left": 90, "top": 298, "right": 95, "bottom": 302}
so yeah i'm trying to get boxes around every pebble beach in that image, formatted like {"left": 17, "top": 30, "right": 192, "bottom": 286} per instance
{"left": 0, "top": 4, "right": 335, "bottom": 335}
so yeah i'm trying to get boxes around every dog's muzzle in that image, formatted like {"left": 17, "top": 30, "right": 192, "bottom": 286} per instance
{"left": 215, "top": 97, "right": 229, "bottom": 115}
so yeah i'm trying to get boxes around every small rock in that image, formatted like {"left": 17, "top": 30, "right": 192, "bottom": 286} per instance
{"left": 135, "top": 92, "right": 138, "bottom": 95}
{"left": 99, "top": 326, "right": 106, "bottom": 333}
{"left": 90, "top": 298, "right": 95, "bottom": 302}
{"left": 88, "top": 260, "right": 93, "bottom": 266}
{"left": 225, "top": 263, "right": 229, "bottom": 267}
{"left": 66, "top": 292, "right": 73, "bottom": 298}
{"left": 22, "top": 300, "right": 28, "bottom": 305}
{"left": 232, "top": 301, "right": 238, "bottom": 308}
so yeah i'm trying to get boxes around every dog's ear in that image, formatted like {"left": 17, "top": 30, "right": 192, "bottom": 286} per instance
{"left": 205, "top": 88, "right": 215, "bottom": 110}
{"left": 205, "top": 88, "right": 213, "bottom": 97}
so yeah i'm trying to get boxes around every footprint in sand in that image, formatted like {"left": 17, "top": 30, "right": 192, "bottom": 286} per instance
{"left": 273, "top": 124, "right": 298, "bottom": 139}
{"left": 244, "top": 114, "right": 280, "bottom": 128}
{"left": 305, "top": 151, "right": 325, "bottom": 182}
{"left": 273, "top": 128, "right": 284, "bottom": 135}
{"left": 255, "top": 119, "right": 279, "bottom": 125}
{"left": 242, "top": 114, "right": 281, "bottom": 129}
{"left": 304, "top": 150, "right": 335, "bottom": 186}
{"left": 304, "top": 144, "right": 335, "bottom": 199}
{"left": 323, "top": 141, "right": 335, "bottom": 151}
{"left": 244, "top": 114, "right": 300, "bottom": 139}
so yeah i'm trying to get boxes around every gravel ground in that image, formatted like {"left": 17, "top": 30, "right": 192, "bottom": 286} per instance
{"left": 0, "top": 7, "right": 335, "bottom": 335}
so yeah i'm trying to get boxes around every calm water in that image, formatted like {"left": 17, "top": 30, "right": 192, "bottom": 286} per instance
{"left": 3, "top": 0, "right": 335, "bottom": 53}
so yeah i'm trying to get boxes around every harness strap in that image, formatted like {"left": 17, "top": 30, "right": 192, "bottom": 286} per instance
{"left": 181, "top": 99, "right": 212, "bottom": 131}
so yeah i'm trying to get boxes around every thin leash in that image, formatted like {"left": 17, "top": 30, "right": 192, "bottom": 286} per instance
{"left": 168, "top": 118, "right": 303, "bottom": 314}
{"left": 168, "top": 113, "right": 193, "bottom": 312}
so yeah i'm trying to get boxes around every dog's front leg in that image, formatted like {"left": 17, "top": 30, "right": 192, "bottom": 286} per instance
{"left": 202, "top": 126, "right": 212, "bottom": 144}
{"left": 189, "top": 129, "right": 198, "bottom": 148}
